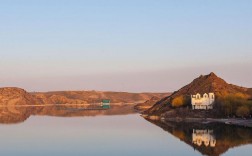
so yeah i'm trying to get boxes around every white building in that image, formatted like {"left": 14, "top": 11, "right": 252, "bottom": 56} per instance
{"left": 192, "top": 129, "right": 216, "bottom": 147}
{"left": 191, "top": 93, "right": 215, "bottom": 110}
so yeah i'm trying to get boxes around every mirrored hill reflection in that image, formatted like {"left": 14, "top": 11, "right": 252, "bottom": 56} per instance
{"left": 0, "top": 106, "right": 32, "bottom": 124}
{"left": 0, "top": 104, "right": 136, "bottom": 124}
{"left": 146, "top": 119, "right": 252, "bottom": 156}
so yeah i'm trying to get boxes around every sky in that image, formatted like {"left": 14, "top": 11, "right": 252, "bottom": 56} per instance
{"left": 0, "top": 0, "right": 252, "bottom": 92}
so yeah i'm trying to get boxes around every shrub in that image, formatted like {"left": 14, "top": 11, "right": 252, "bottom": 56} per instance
{"left": 217, "top": 93, "right": 252, "bottom": 117}
{"left": 236, "top": 106, "right": 250, "bottom": 117}
{"left": 234, "top": 93, "right": 249, "bottom": 99}
{"left": 171, "top": 96, "right": 184, "bottom": 107}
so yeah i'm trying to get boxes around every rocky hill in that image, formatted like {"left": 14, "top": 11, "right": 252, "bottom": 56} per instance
{"left": 144, "top": 72, "right": 251, "bottom": 116}
{"left": 0, "top": 87, "right": 40, "bottom": 105}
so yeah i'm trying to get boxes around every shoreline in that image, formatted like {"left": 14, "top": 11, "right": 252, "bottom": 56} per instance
{"left": 0, "top": 102, "right": 137, "bottom": 108}
{"left": 142, "top": 115, "right": 252, "bottom": 128}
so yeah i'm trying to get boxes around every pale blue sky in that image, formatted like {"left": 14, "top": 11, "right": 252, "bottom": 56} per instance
{"left": 0, "top": 0, "right": 252, "bottom": 92}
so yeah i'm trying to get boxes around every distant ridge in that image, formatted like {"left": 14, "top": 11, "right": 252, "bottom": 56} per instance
{"left": 32, "top": 91, "right": 170, "bottom": 104}
{"left": 0, "top": 87, "right": 170, "bottom": 105}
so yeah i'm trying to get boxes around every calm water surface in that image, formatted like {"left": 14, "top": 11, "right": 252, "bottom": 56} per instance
{"left": 0, "top": 106, "right": 252, "bottom": 156}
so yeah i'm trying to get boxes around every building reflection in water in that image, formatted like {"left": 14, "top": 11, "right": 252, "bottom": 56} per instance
{"left": 145, "top": 118, "right": 252, "bottom": 156}
{"left": 192, "top": 129, "right": 216, "bottom": 147}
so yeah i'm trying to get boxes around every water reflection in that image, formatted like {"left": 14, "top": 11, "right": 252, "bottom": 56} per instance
{"left": 145, "top": 119, "right": 252, "bottom": 156}
{"left": 192, "top": 129, "right": 216, "bottom": 147}
{"left": 0, "top": 105, "right": 136, "bottom": 124}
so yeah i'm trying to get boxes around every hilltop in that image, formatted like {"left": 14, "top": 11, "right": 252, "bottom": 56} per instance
{"left": 144, "top": 72, "right": 252, "bottom": 118}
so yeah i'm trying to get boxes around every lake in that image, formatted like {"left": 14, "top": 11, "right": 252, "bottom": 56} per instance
{"left": 0, "top": 105, "right": 252, "bottom": 156}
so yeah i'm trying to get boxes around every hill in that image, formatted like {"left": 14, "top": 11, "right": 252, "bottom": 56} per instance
{"left": 0, "top": 87, "right": 40, "bottom": 105}
{"left": 144, "top": 72, "right": 252, "bottom": 117}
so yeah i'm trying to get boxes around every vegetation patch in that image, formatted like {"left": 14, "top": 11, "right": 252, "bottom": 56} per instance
{"left": 171, "top": 96, "right": 185, "bottom": 107}
{"left": 216, "top": 93, "right": 252, "bottom": 118}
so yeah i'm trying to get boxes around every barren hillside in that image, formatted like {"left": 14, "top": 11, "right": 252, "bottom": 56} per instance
{"left": 0, "top": 87, "right": 40, "bottom": 105}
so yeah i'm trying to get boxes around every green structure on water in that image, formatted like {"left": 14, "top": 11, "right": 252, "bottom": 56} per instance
{"left": 101, "top": 99, "right": 110, "bottom": 109}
